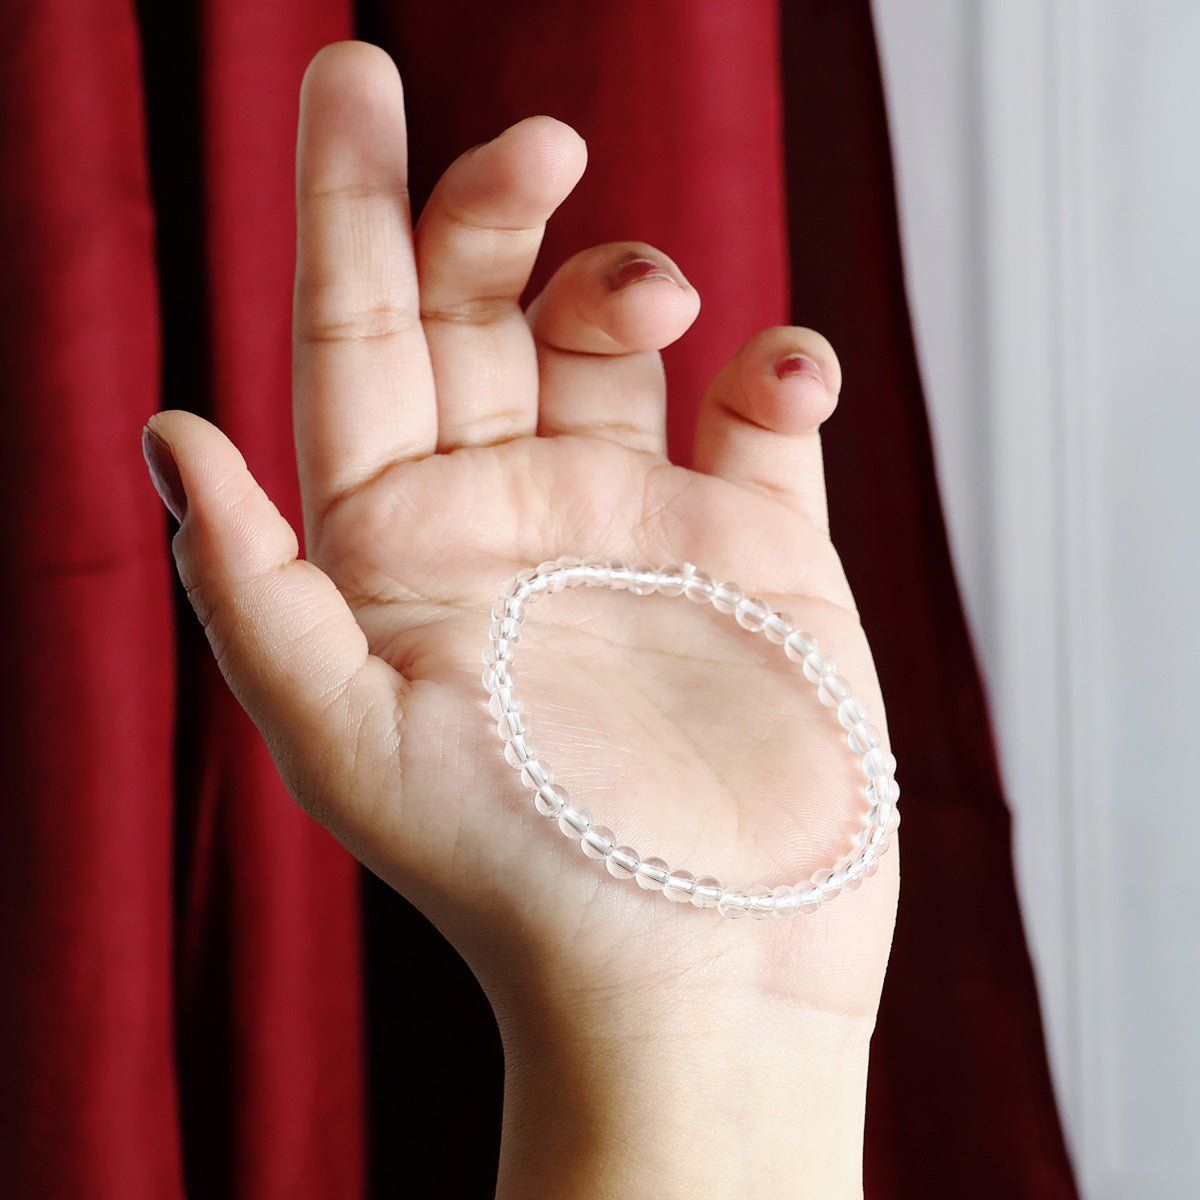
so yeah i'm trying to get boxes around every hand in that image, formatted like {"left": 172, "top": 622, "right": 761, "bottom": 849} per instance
{"left": 144, "top": 41, "right": 897, "bottom": 1199}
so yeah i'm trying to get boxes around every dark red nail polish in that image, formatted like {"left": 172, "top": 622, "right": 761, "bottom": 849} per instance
{"left": 142, "top": 426, "right": 188, "bottom": 523}
{"left": 611, "top": 258, "right": 672, "bottom": 290}
{"left": 775, "top": 354, "right": 825, "bottom": 385}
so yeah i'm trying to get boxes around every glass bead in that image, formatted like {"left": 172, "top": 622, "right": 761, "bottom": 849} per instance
{"left": 817, "top": 674, "right": 852, "bottom": 708}
{"left": 482, "top": 661, "right": 513, "bottom": 695}
{"left": 861, "top": 851, "right": 880, "bottom": 878}
{"left": 485, "top": 639, "right": 515, "bottom": 665}
{"left": 867, "top": 800, "right": 897, "bottom": 831}
{"left": 607, "top": 846, "right": 640, "bottom": 878}
{"left": 847, "top": 722, "right": 883, "bottom": 756}
{"left": 867, "top": 777, "right": 900, "bottom": 808}
{"left": 581, "top": 557, "right": 610, "bottom": 585}
{"left": 520, "top": 761, "right": 550, "bottom": 790}
{"left": 772, "top": 884, "right": 800, "bottom": 918}
{"left": 558, "top": 806, "right": 593, "bottom": 838}
{"left": 842, "top": 869, "right": 865, "bottom": 892}
{"left": 655, "top": 566, "right": 687, "bottom": 597}
{"left": 691, "top": 875, "right": 723, "bottom": 908}
{"left": 487, "top": 692, "right": 512, "bottom": 720}
{"left": 535, "top": 562, "right": 569, "bottom": 593}
{"left": 810, "top": 867, "right": 842, "bottom": 899}
{"left": 501, "top": 575, "right": 531, "bottom": 601}
{"left": 861, "top": 748, "right": 897, "bottom": 780}
{"left": 784, "top": 629, "right": 818, "bottom": 663}
{"left": 635, "top": 856, "right": 670, "bottom": 890}
{"left": 763, "top": 612, "right": 793, "bottom": 644}
{"left": 504, "top": 736, "right": 537, "bottom": 767}
{"left": 497, "top": 711, "right": 526, "bottom": 740}
{"left": 712, "top": 581, "right": 744, "bottom": 613}
{"left": 490, "top": 616, "right": 523, "bottom": 644}
{"left": 802, "top": 650, "right": 837, "bottom": 683}
{"left": 837, "top": 697, "right": 870, "bottom": 730}
{"left": 734, "top": 596, "right": 770, "bottom": 632}
{"left": 683, "top": 569, "right": 715, "bottom": 603}
{"left": 630, "top": 566, "right": 658, "bottom": 596}
{"left": 663, "top": 869, "right": 697, "bottom": 902}
{"left": 534, "top": 783, "right": 568, "bottom": 817}
{"left": 744, "top": 883, "right": 773, "bottom": 920}
{"left": 796, "top": 889, "right": 822, "bottom": 916}
{"left": 491, "top": 596, "right": 526, "bottom": 624}
{"left": 582, "top": 825, "right": 615, "bottom": 859}
{"left": 717, "top": 892, "right": 750, "bottom": 919}
{"left": 607, "top": 560, "right": 633, "bottom": 589}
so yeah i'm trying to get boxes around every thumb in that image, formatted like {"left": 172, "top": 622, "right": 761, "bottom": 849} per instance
{"left": 142, "top": 410, "right": 405, "bottom": 854}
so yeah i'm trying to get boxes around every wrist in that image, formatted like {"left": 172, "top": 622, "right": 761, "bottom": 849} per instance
{"left": 492, "top": 967, "right": 871, "bottom": 1200}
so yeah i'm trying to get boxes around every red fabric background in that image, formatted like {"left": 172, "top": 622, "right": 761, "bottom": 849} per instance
{"left": 0, "top": 0, "right": 1079, "bottom": 1196}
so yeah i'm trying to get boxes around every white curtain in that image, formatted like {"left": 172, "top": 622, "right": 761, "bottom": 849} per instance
{"left": 873, "top": 2, "right": 1200, "bottom": 1196}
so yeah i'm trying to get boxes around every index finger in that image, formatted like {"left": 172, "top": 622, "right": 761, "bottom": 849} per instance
{"left": 292, "top": 42, "right": 438, "bottom": 535}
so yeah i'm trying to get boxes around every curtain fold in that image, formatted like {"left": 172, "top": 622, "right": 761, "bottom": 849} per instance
{"left": 0, "top": 0, "right": 1078, "bottom": 1195}
{"left": 0, "top": 1, "right": 182, "bottom": 1195}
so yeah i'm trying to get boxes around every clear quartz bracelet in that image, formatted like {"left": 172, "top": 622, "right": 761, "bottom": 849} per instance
{"left": 482, "top": 558, "right": 900, "bottom": 920}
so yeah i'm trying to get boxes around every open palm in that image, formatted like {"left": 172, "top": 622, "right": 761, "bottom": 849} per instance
{"left": 149, "top": 42, "right": 897, "bottom": 1042}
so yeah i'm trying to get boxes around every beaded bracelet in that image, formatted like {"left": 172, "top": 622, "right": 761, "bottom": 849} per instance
{"left": 483, "top": 558, "right": 900, "bottom": 920}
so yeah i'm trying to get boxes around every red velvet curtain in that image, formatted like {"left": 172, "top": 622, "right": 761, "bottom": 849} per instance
{"left": 0, "top": 1, "right": 1079, "bottom": 1196}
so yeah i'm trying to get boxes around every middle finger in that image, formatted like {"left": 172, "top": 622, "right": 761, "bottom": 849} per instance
{"left": 415, "top": 116, "right": 586, "bottom": 450}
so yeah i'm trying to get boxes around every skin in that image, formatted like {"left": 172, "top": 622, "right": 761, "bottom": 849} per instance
{"left": 144, "top": 41, "right": 899, "bottom": 1199}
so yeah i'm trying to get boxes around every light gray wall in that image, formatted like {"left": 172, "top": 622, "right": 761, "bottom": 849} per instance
{"left": 872, "top": 2, "right": 1200, "bottom": 1195}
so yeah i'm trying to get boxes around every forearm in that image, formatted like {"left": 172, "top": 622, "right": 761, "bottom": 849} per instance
{"left": 494, "top": 978, "right": 871, "bottom": 1200}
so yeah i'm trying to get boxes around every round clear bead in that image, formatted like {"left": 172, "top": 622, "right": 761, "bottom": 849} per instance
{"left": 848, "top": 722, "right": 883, "bottom": 756}
{"left": 487, "top": 692, "right": 513, "bottom": 720}
{"left": 655, "top": 566, "right": 687, "bottom": 597}
{"left": 837, "top": 697, "right": 870, "bottom": 730}
{"left": 810, "top": 867, "right": 842, "bottom": 899}
{"left": 763, "top": 612, "right": 793, "bottom": 644}
{"left": 796, "top": 889, "right": 822, "bottom": 916}
{"left": 635, "top": 856, "right": 670, "bottom": 890}
{"left": 486, "top": 639, "right": 515, "bottom": 666}
{"left": 581, "top": 557, "right": 610, "bottom": 586}
{"left": 581, "top": 825, "right": 615, "bottom": 859}
{"left": 784, "top": 629, "right": 818, "bottom": 663}
{"left": 535, "top": 562, "right": 569, "bottom": 593}
{"left": 744, "top": 883, "right": 773, "bottom": 920}
{"left": 717, "top": 892, "right": 750, "bottom": 919}
{"left": 607, "top": 560, "right": 633, "bottom": 589}
{"left": 497, "top": 711, "right": 526, "bottom": 740}
{"left": 691, "top": 875, "right": 723, "bottom": 908}
{"left": 712, "top": 581, "right": 744, "bottom": 613}
{"left": 491, "top": 596, "right": 526, "bottom": 624}
{"left": 734, "top": 596, "right": 770, "bottom": 632}
{"left": 772, "top": 884, "right": 800, "bottom": 917}
{"left": 520, "top": 761, "right": 550, "bottom": 790}
{"left": 630, "top": 566, "right": 658, "bottom": 596}
{"left": 861, "top": 748, "right": 897, "bottom": 780}
{"left": 867, "top": 777, "right": 900, "bottom": 808}
{"left": 817, "top": 675, "right": 852, "bottom": 708}
{"left": 606, "top": 846, "right": 640, "bottom": 878}
{"left": 504, "top": 737, "right": 537, "bottom": 767}
{"left": 663, "top": 869, "right": 697, "bottom": 902}
{"left": 683, "top": 569, "right": 715, "bottom": 603}
{"left": 482, "top": 661, "right": 513, "bottom": 695}
{"left": 490, "top": 616, "right": 523, "bottom": 644}
{"left": 802, "top": 650, "right": 837, "bottom": 683}
{"left": 558, "top": 806, "right": 593, "bottom": 838}
{"left": 534, "top": 783, "right": 568, "bottom": 817}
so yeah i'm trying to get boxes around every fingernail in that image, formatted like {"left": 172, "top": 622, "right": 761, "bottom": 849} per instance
{"left": 775, "top": 354, "right": 825, "bottom": 385}
{"left": 142, "top": 426, "right": 187, "bottom": 523}
{"left": 611, "top": 258, "right": 673, "bottom": 290}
